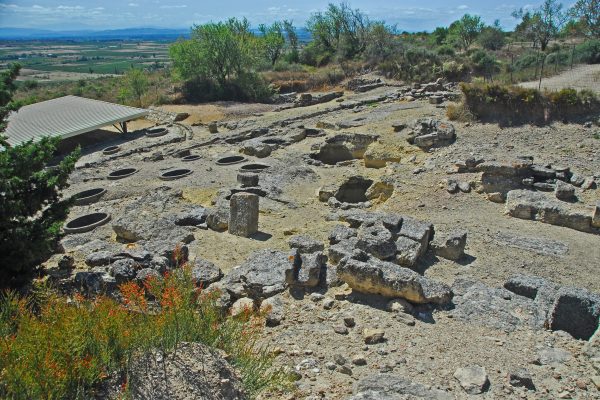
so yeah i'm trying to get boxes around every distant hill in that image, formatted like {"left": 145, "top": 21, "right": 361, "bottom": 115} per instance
{"left": 0, "top": 27, "right": 190, "bottom": 41}
{"left": 0, "top": 26, "right": 311, "bottom": 42}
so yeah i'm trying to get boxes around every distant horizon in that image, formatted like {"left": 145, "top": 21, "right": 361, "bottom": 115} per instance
{"left": 0, "top": 1, "right": 578, "bottom": 33}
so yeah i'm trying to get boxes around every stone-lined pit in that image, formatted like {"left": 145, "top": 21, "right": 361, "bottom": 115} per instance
{"left": 64, "top": 212, "right": 111, "bottom": 234}
{"left": 336, "top": 176, "right": 374, "bottom": 203}
{"left": 182, "top": 155, "right": 201, "bottom": 162}
{"left": 72, "top": 188, "right": 106, "bottom": 206}
{"left": 107, "top": 168, "right": 138, "bottom": 180}
{"left": 216, "top": 155, "right": 246, "bottom": 165}
{"left": 159, "top": 168, "right": 193, "bottom": 180}
{"left": 146, "top": 127, "right": 168, "bottom": 137}
{"left": 240, "top": 163, "right": 270, "bottom": 171}
{"left": 102, "top": 145, "right": 120, "bottom": 155}
{"left": 311, "top": 143, "right": 354, "bottom": 165}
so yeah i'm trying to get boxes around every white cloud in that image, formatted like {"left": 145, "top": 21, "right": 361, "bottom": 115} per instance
{"left": 458, "top": 5, "right": 469, "bottom": 10}
{"left": 128, "top": 3, "right": 139, "bottom": 7}
{"left": 159, "top": 5, "right": 187, "bottom": 9}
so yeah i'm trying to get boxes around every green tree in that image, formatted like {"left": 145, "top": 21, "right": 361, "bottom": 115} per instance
{"left": 0, "top": 64, "right": 80, "bottom": 284}
{"left": 283, "top": 20, "right": 300, "bottom": 63}
{"left": 169, "top": 18, "right": 270, "bottom": 101}
{"left": 478, "top": 21, "right": 506, "bottom": 50}
{"left": 121, "top": 68, "right": 149, "bottom": 106}
{"left": 364, "top": 22, "right": 398, "bottom": 64}
{"left": 306, "top": 2, "right": 371, "bottom": 61}
{"left": 569, "top": 0, "right": 600, "bottom": 38}
{"left": 471, "top": 49, "right": 500, "bottom": 81}
{"left": 259, "top": 22, "right": 286, "bottom": 66}
{"left": 429, "top": 27, "right": 449, "bottom": 46}
{"left": 448, "top": 14, "right": 484, "bottom": 50}
{"left": 513, "top": 0, "right": 567, "bottom": 51}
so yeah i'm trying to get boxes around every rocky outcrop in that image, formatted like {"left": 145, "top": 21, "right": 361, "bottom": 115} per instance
{"left": 127, "top": 342, "right": 246, "bottom": 400}
{"left": 310, "top": 133, "right": 379, "bottom": 165}
{"left": 406, "top": 118, "right": 456, "bottom": 149}
{"left": 349, "top": 374, "right": 453, "bottom": 400}
{"left": 505, "top": 189, "right": 597, "bottom": 233}
{"left": 337, "top": 255, "right": 453, "bottom": 304}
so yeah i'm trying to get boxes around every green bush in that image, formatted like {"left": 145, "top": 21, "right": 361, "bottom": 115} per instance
{"left": 436, "top": 45, "right": 456, "bottom": 57}
{"left": 576, "top": 40, "right": 600, "bottom": 64}
{"left": 0, "top": 265, "right": 290, "bottom": 399}
{"left": 514, "top": 51, "right": 542, "bottom": 70}
{"left": 460, "top": 83, "right": 600, "bottom": 125}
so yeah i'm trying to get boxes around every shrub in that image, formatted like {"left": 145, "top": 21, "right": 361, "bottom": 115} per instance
{"left": 0, "top": 264, "right": 289, "bottom": 399}
{"left": 576, "top": 40, "right": 600, "bottom": 64}
{"left": 442, "top": 61, "right": 470, "bottom": 81}
{"left": 446, "top": 101, "right": 475, "bottom": 121}
{"left": 436, "top": 45, "right": 456, "bottom": 57}
{"left": 460, "top": 82, "right": 600, "bottom": 124}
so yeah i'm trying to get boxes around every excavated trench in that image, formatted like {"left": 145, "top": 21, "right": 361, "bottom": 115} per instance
{"left": 240, "top": 163, "right": 270, "bottom": 172}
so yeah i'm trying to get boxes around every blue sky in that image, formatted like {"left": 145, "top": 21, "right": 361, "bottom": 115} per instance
{"left": 0, "top": 0, "right": 575, "bottom": 31}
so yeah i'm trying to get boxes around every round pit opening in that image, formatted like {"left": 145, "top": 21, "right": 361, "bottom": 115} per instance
{"left": 103, "top": 145, "right": 120, "bottom": 155}
{"left": 335, "top": 176, "right": 373, "bottom": 203}
{"left": 216, "top": 155, "right": 246, "bottom": 165}
{"left": 107, "top": 168, "right": 138, "bottom": 180}
{"left": 146, "top": 127, "right": 168, "bottom": 137}
{"left": 240, "top": 163, "right": 270, "bottom": 172}
{"left": 182, "top": 155, "right": 201, "bottom": 162}
{"left": 73, "top": 188, "right": 107, "bottom": 206}
{"left": 64, "top": 212, "right": 111, "bottom": 234}
{"left": 160, "top": 168, "right": 193, "bottom": 180}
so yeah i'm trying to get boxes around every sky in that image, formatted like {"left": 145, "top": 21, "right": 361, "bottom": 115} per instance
{"left": 0, "top": 0, "right": 576, "bottom": 32}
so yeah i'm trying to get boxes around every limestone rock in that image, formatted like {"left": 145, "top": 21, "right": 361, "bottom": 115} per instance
{"left": 363, "top": 328, "right": 385, "bottom": 344}
{"left": 127, "top": 342, "right": 246, "bottom": 400}
{"left": 285, "top": 251, "right": 327, "bottom": 288}
{"left": 454, "top": 365, "right": 490, "bottom": 394}
{"left": 109, "top": 258, "right": 137, "bottom": 284}
{"left": 337, "top": 256, "right": 453, "bottom": 304}
{"left": 240, "top": 140, "right": 272, "bottom": 158}
{"left": 191, "top": 258, "right": 223, "bottom": 287}
{"left": 328, "top": 224, "right": 357, "bottom": 245}
{"left": 228, "top": 192, "right": 259, "bottom": 237}
{"left": 260, "top": 295, "right": 285, "bottom": 326}
{"left": 356, "top": 222, "right": 397, "bottom": 261}
{"left": 364, "top": 176, "right": 395, "bottom": 202}
{"left": 394, "top": 236, "right": 422, "bottom": 268}
{"left": 363, "top": 142, "right": 402, "bottom": 169}
{"left": 231, "top": 297, "right": 255, "bottom": 316}
{"left": 555, "top": 180, "right": 575, "bottom": 201}
{"left": 288, "top": 235, "right": 325, "bottom": 253}
{"left": 430, "top": 230, "right": 467, "bottom": 261}
{"left": 507, "top": 369, "right": 536, "bottom": 390}
{"left": 350, "top": 374, "right": 453, "bottom": 400}
{"left": 222, "top": 249, "right": 294, "bottom": 300}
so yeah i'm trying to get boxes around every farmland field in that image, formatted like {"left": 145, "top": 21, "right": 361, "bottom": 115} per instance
{"left": 0, "top": 40, "right": 172, "bottom": 81}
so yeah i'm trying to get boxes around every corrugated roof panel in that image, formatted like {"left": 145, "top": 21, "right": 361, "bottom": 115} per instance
{"left": 4, "top": 95, "right": 149, "bottom": 146}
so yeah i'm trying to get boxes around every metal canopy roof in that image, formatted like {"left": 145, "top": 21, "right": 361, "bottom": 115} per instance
{"left": 4, "top": 95, "right": 149, "bottom": 147}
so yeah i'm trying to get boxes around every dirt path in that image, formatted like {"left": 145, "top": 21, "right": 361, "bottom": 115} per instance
{"left": 520, "top": 63, "right": 600, "bottom": 92}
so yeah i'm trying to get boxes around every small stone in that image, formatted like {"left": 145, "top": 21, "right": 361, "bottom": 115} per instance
{"left": 508, "top": 368, "right": 535, "bottom": 390}
{"left": 228, "top": 192, "right": 259, "bottom": 237}
{"left": 310, "top": 293, "right": 325, "bottom": 302}
{"left": 334, "top": 326, "right": 349, "bottom": 335}
{"left": 343, "top": 316, "right": 356, "bottom": 328}
{"left": 230, "top": 297, "right": 254, "bottom": 317}
{"left": 208, "top": 121, "right": 218, "bottom": 133}
{"left": 363, "top": 328, "right": 385, "bottom": 344}
{"left": 458, "top": 181, "right": 471, "bottom": 193}
{"left": 352, "top": 355, "right": 367, "bottom": 366}
{"left": 454, "top": 365, "right": 490, "bottom": 394}
{"left": 386, "top": 298, "right": 415, "bottom": 315}
{"left": 323, "top": 297, "right": 335, "bottom": 310}
{"left": 487, "top": 192, "right": 504, "bottom": 203}
{"left": 575, "top": 379, "right": 588, "bottom": 390}
{"left": 396, "top": 313, "right": 416, "bottom": 326}
{"left": 325, "top": 362, "right": 337, "bottom": 370}
{"left": 555, "top": 180, "right": 575, "bottom": 201}
{"left": 338, "top": 365, "right": 352, "bottom": 375}
{"left": 334, "top": 354, "right": 347, "bottom": 365}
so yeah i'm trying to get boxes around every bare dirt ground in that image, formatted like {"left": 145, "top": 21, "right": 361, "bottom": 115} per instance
{"left": 520, "top": 63, "right": 600, "bottom": 93}
{"left": 16, "top": 68, "right": 115, "bottom": 82}
{"left": 56, "top": 84, "right": 600, "bottom": 399}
